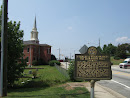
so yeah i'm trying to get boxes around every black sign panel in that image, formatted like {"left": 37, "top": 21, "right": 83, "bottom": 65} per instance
{"left": 75, "top": 46, "right": 112, "bottom": 80}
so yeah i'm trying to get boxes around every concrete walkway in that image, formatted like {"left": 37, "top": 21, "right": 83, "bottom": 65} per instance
{"left": 67, "top": 82, "right": 126, "bottom": 98}
{"left": 60, "top": 62, "right": 70, "bottom": 70}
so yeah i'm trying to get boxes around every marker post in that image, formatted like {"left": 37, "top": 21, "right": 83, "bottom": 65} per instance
{"left": 90, "top": 80, "right": 95, "bottom": 98}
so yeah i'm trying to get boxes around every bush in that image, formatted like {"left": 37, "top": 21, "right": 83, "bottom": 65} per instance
{"left": 32, "top": 71, "right": 37, "bottom": 78}
{"left": 38, "top": 58, "right": 47, "bottom": 65}
{"left": 51, "top": 54, "right": 57, "bottom": 60}
{"left": 32, "top": 60, "right": 38, "bottom": 66}
{"left": 49, "top": 60, "right": 60, "bottom": 66}
{"left": 68, "top": 61, "right": 75, "bottom": 81}
{"left": 32, "top": 59, "right": 47, "bottom": 66}
{"left": 114, "top": 56, "right": 120, "bottom": 60}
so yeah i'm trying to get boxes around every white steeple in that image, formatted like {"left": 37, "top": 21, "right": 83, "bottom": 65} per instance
{"left": 30, "top": 16, "right": 39, "bottom": 41}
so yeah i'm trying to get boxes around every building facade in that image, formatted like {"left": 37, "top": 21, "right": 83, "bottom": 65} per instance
{"left": 23, "top": 17, "right": 51, "bottom": 65}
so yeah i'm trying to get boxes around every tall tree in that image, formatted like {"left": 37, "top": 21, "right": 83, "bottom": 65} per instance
{"left": 115, "top": 43, "right": 130, "bottom": 59}
{"left": 102, "top": 43, "right": 117, "bottom": 56}
{"left": 0, "top": 8, "right": 27, "bottom": 87}
{"left": 97, "top": 46, "right": 102, "bottom": 53}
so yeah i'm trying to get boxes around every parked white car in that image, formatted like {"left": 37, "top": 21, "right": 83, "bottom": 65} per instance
{"left": 119, "top": 58, "right": 130, "bottom": 69}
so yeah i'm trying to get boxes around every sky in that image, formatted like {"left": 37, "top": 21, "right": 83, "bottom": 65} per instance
{"left": 0, "top": 0, "right": 130, "bottom": 59}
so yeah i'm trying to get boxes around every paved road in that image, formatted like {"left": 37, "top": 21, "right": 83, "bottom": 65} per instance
{"left": 98, "top": 65, "right": 130, "bottom": 98}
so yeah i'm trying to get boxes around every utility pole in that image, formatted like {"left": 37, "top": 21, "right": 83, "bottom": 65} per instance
{"left": 99, "top": 38, "right": 100, "bottom": 47}
{"left": 0, "top": 0, "right": 8, "bottom": 97}
{"left": 70, "top": 53, "right": 71, "bottom": 60}
{"left": 74, "top": 50, "right": 75, "bottom": 59}
{"left": 58, "top": 48, "right": 60, "bottom": 60}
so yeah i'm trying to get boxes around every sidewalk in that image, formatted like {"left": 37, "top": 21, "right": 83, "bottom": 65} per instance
{"left": 60, "top": 62, "right": 70, "bottom": 69}
{"left": 67, "top": 82, "right": 126, "bottom": 98}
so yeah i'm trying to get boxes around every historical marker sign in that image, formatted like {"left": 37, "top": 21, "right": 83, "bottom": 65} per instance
{"left": 75, "top": 46, "right": 112, "bottom": 80}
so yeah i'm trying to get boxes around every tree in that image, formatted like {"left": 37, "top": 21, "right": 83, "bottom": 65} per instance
{"left": 102, "top": 43, "right": 117, "bottom": 56}
{"left": 51, "top": 54, "right": 57, "bottom": 60}
{"left": 97, "top": 46, "right": 102, "bottom": 54}
{"left": 115, "top": 43, "right": 130, "bottom": 59}
{"left": 0, "top": 8, "right": 27, "bottom": 87}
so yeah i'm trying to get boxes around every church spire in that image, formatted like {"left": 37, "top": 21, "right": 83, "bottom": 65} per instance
{"left": 34, "top": 16, "right": 37, "bottom": 29}
{"left": 33, "top": 16, "right": 37, "bottom": 30}
{"left": 30, "top": 16, "right": 39, "bottom": 41}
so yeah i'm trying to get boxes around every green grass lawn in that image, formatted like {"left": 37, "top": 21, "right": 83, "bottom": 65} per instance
{"left": 110, "top": 57, "right": 124, "bottom": 65}
{"left": 7, "top": 86, "right": 89, "bottom": 98}
{"left": 6, "top": 65, "right": 90, "bottom": 98}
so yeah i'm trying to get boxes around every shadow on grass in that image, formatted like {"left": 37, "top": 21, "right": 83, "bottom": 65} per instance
{"left": 8, "top": 80, "right": 50, "bottom": 93}
{"left": 8, "top": 79, "right": 67, "bottom": 93}
{"left": 60, "top": 92, "right": 90, "bottom": 98}
{"left": 8, "top": 91, "right": 90, "bottom": 98}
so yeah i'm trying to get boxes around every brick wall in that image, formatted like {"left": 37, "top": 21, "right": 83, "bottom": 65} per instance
{"left": 23, "top": 44, "right": 51, "bottom": 65}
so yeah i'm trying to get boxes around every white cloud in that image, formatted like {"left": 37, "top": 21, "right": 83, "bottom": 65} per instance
{"left": 67, "top": 26, "right": 72, "bottom": 30}
{"left": 115, "top": 37, "right": 130, "bottom": 43}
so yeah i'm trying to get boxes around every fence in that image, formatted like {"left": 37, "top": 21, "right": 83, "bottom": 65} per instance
{"left": 55, "top": 63, "right": 70, "bottom": 79}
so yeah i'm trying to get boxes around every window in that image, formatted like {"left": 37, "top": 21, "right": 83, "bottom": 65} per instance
{"left": 123, "top": 61, "right": 127, "bottom": 63}
{"left": 47, "top": 48, "right": 50, "bottom": 54}
{"left": 34, "top": 47, "right": 36, "bottom": 53}
{"left": 27, "top": 48, "right": 29, "bottom": 52}
{"left": 33, "top": 57, "right": 36, "bottom": 60}
{"left": 26, "top": 57, "right": 29, "bottom": 62}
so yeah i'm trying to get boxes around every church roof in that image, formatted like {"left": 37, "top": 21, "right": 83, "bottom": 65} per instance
{"left": 23, "top": 40, "right": 51, "bottom": 47}
{"left": 40, "top": 44, "right": 51, "bottom": 47}
{"left": 23, "top": 40, "right": 38, "bottom": 45}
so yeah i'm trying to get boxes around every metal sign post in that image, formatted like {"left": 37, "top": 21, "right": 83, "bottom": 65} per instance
{"left": 0, "top": 0, "right": 8, "bottom": 97}
{"left": 74, "top": 46, "right": 112, "bottom": 98}
{"left": 90, "top": 80, "right": 95, "bottom": 98}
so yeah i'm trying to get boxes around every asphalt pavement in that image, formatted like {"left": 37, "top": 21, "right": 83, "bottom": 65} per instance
{"left": 98, "top": 65, "right": 130, "bottom": 98}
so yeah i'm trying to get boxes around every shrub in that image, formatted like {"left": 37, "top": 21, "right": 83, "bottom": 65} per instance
{"left": 114, "top": 56, "right": 120, "bottom": 60}
{"left": 32, "top": 59, "right": 47, "bottom": 66}
{"left": 51, "top": 54, "right": 57, "bottom": 60}
{"left": 49, "top": 60, "right": 60, "bottom": 66}
{"left": 38, "top": 58, "right": 47, "bottom": 65}
{"left": 32, "top": 71, "right": 37, "bottom": 78}
{"left": 68, "top": 61, "right": 75, "bottom": 81}
{"left": 32, "top": 60, "right": 38, "bottom": 66}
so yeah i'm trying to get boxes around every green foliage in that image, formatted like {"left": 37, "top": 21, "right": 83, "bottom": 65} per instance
{"left": 110, "top": 56, "right": 124, "bottom": 65}
{"left": 0, "top": 8, "right": 27, "bottom": 87}
{"left": 102, "top": 43, "right": 117, "bottom": 56}
{"left": 32, "top": 60, "right": 38, "bottom": 66}
{"left": 101, "top": 43, "right": 129, "bottom": 59}
{"left": 51, "top": 54, "right": 57, "bottom": 60}
{"left": 7, "top": 21, "right": 27, "bottom": 87}
{"left": 38, "top": 58, "right": 47, "bottom": 65}
{"left": 7, "top": 84, "right": 89, "bottom": 98}
{"left": 97, "top": 46, "right": 102, "bottom": 53}
{"left": 115, "top": 43, "right": 129, "bottom": 59}
{"left": 32, "top": 58, "right": 47, "bottom": 66}
{"left": 32, "top": 71, "right": 37, "bottom": 78}
{"left": 68, "top": 61, "right": 75, "bottom": 81}
{"left": 49, "top": 60, "right": 60, "bottom": 66}
{"left": 13, "top": 65, "right": 69, "bottom": 88}
{"left": 114, "top": 56, "right": 120, "bottom": 60}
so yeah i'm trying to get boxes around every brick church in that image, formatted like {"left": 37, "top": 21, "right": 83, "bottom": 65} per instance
{"left": 23, "top": 17, "right": 51, "bottom": 66}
